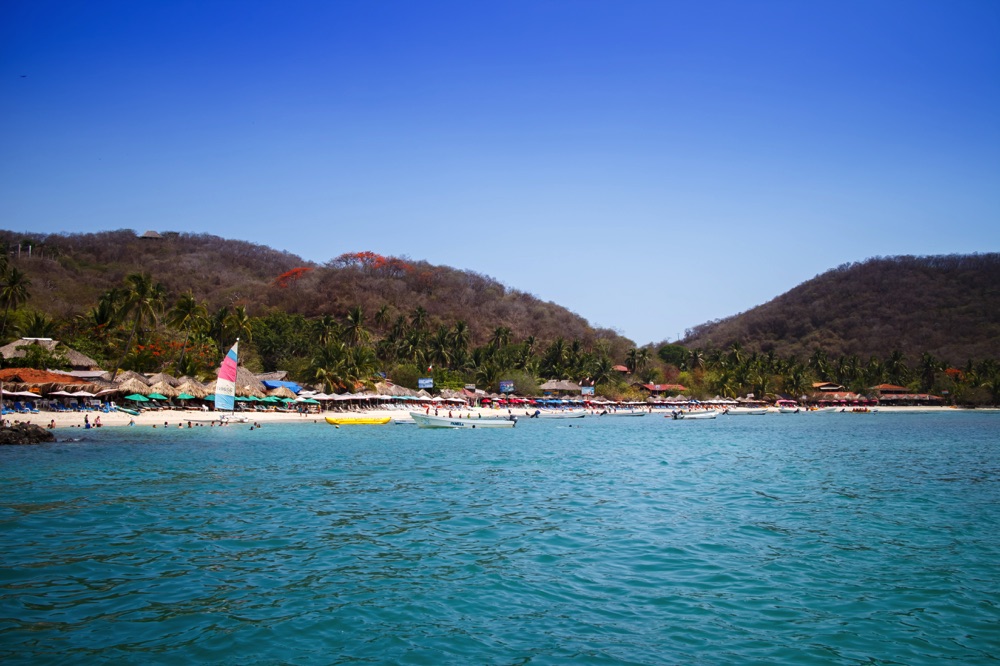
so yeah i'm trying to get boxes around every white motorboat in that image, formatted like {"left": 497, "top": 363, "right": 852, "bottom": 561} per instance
{"left": 724, "top": 407, "right": 768, "bottom": 415}
{"left": 530, "top": 410, "right": 586, "bottom": 419}
{"left": 409, "top": 411, "right": 516, "bottom": 429}
{"left": 671, "top": 410, "right": 719, "bottom": 420}
{"left": 596, "top": 410, "right": 647, "bottom": 417}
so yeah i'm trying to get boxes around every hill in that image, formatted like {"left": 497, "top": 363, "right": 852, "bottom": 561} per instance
{"left": 0, "top": 229, "right": 632, "bottom": 354}
{"left": 680, "top": 254, "right": 1000, "bottom": 363}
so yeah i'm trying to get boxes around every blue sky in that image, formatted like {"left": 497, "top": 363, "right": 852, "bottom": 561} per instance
{"left": 2, "top": 1, "right": 998, "bottom": 345}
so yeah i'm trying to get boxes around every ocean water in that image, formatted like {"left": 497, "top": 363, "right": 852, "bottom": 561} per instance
{"left": 1, "top": 412, "right": 998, "bottom": 665}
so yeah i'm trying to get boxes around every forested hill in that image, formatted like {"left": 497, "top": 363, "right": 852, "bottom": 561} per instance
{"left": 0, "top": 229, "right": 631, "bottom": 353}
{"left": 681, "top": 254, "right": 1000, "bottom": 362}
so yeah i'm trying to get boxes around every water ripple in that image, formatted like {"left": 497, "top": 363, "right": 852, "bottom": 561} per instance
{"left": 1, "top": 413, "right": 998, "bottom": 664}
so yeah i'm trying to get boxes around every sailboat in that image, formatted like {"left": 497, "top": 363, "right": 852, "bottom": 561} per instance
{"left": 214, "top": 340, "right": 248, "bottom": 423}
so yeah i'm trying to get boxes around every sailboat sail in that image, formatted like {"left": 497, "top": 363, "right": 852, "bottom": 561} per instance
{"left": 215, "top": 341, "right": 238, "bottom": 411}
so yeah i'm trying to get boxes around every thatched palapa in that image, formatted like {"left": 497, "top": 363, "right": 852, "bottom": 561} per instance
{"left": 146, "top": 372, "right": 181, "bottom": 387}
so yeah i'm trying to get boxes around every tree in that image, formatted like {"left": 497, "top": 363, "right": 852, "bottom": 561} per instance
{"left": 490, "top": 326, "right": 512, "bottom": 351}
{"left": 0, "top": 266, "right": 32, "bottom": 341}
{"left": 21, "top": 311, "right": 58, "bottom": 339}
{"left": 167, "top": 291, "right": 207, "bottom": 371}
{"left": 343, "top": 306, "right": 370, "bottom": 347}
{"left": 227, "top": 305, "right": 254, "bottom": 344}
{"left": 110, "top": 273, "right": 166, "bottom": 379}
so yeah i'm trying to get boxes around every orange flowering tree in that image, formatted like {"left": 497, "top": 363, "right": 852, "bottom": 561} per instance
{"left": 273, "top": 267, "right": 314, "bottom": 289}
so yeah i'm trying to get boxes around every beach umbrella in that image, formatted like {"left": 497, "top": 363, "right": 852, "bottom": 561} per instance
{"left": 147, "top": 393, "right": 169, "bottom": 401}
{"left": 124, "top": 394, "right": 150, "bottom": 402}
{"left": 72, "top": 390, "right": 96, "bottom": 398}
{"left": 176, "top": 393, "right": 196, "bottom": 400}
{"left": 261, "top": 396, "right": 280, "bottom": 403}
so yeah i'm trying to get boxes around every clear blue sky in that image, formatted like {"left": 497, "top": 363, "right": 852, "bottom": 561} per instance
{"left": 2, "top": 1, "right": 998, "bottom": 345}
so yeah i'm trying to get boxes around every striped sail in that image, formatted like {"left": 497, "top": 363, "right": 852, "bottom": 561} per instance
{"left": 215, "top": 341, "right": 238, "bottom": 411}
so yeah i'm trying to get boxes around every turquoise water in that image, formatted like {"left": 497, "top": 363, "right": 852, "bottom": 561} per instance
{"left": 1, "top": 412, "right": 998, "bottom": 664}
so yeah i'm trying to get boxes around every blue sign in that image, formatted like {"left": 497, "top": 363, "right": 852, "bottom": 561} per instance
{"left": 418, "top": 378, "right": 434, "bottom": 389}
{"left": 499, "top": 381, "right": 515, "bottom": 393}
{"left": 581, "top": 386, "right": 595, "bottom": 396}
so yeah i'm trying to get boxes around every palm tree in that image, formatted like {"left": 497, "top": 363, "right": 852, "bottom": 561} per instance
{"left": 918, "top": 352, "right": 942, "bottom": 392}
{"left": 0, "top": 266, "right": 32, "bottom": 341}
{"left": 343, "top": 306, "right": 370, "bottom": 347}
{"left": 208, "top": 306, "right": 231, "bottom": 355}
{"left": 110, "top": 273, "right": 166, "bottom": 380}
{"left": 588, "top": 355, "right": 614, "bottom": 387}
{"left": 410, "top": 306, "right": 428, "bottom": 332}
{"left": 21, "top": 311, "right": 58, "bottom": 338}
{"left": 374, "top": 304, "right": 391, "bottom": 333}
{"left": 885, "top": 350, "right": 908, "bottom": 386}
{"left": 314, "top": 314, "right": 340, "bottom": 347}
{"left": 167, "top": 291, "right": 207, "bottom": 371}
{"left": 490, "top": 326, "right": 512, "bottom": 351}
{"left": 449, "top": 321, "right": 471, "bottom": 359}
{"left": 428, "top": 326, "right": 452, "bottom": 370}
{"left": 312, "top": 341, "right": 348, "bottom": 392}
{"left": 226, "top": 305, "right": 253, "bottom": 344}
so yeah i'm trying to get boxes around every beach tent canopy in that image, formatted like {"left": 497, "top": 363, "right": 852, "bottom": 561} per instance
{"left": 262, "top": 380, "right": 302, "bottom": 393}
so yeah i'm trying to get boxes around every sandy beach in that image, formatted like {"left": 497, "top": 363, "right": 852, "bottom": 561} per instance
{"left": 10, "top": 404, "right": 985, "bottom": 432}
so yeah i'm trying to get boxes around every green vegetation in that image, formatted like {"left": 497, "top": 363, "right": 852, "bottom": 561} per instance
{"left": 1, "top": 232, "right": 998, "bottom": 405}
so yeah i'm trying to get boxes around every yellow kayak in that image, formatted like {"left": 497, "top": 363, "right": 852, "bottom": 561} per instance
{"left": 325, "top": 416, "right": 391, "bottom": 426}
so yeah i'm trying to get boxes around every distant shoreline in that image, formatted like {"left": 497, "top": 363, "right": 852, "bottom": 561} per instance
{"left": 6, "top": 404, "right": 993, "bottom": 434}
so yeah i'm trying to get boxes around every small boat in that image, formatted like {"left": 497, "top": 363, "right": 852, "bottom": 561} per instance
{"left": 410, "top": 411, "right": 516, "bottom": 429}
{"left": 724, "top": 407, "right": 768, "bottom": 415}
{"left": 776, "top": 400, "right": 801, "bottom": 413}
{"left": 115, "top": 406, "right": 140, "bottom": 416}
{"left": 325, "top": 416, "right": 391, "bottom": 426}
{"left": 597, "top": 411, "right": 647, "bottom": 417}
{"left": 530, "top": 410, "right": 586, "bottom": 419}
{"left": 670, "top": 410, "right": 718, "bottom": 420}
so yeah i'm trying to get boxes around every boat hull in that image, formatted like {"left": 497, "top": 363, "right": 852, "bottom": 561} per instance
{"left": 325, "top": 416, "right": 391, "bottom": 425}
{"left": 533, "top": 411, "right": 586, "bottom": 419}
{"left": 673, "top": 410, "right": 718, "bottom": 420}
{"left": 597, "top": 411, "right": 647, "bottom": 417}
{"left": 725, "top": 408, "right": 768, "bottom": 415}
{"left": 409, "top": 412, "right": 515, "bottom": 429}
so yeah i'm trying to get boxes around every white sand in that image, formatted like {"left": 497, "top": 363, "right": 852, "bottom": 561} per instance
{"left": 16, "top": 404, "right": 988, "bottom": 432}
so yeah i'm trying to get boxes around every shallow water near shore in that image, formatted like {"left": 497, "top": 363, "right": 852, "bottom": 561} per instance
{"left": 1, "top": 412, "right": 998, "bottom": 664}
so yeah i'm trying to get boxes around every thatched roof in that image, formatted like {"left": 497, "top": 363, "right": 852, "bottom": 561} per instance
{"left": 539, "top": 379, "right": 581, "bottom": 392}
{"left": 0, "top": 338, "right": 102, "bottom": 371}
{"left": 374, "top": 381, "right": 418, "bottom": 397}
{"left": 177, "top": 376, "right": 206, "bottom": 389}
{"left": 146, "top": 372, "right": 180, "bottom": 387}
{"left": 176, "top": 381, "right": 209, "bottom": 398}
{"left": 149, "top": 381, "right": 179, "bottom": 398}
{"left": 112, "top": 370, "right": 150, "bottom": 385}
{"left": 116, "top": 378, "right": 152, "bottom": 395}
{"left": 268, "top": 386, "right": 298, "bottom": 399}
{"left": 256, "top": 371, "right": 289, "bottom": 381}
